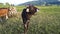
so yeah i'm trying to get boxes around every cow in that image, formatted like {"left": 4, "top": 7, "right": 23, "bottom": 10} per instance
{"left": 21, "top": 5, "right": 39, "bottom": 34}
{"left": 0, "top": 8, "right": 9, "bottom": 21}
{"left": 8, "top": 7, "right": 17, "bottom": 17}
{"left": 0, "top": 7, "right": 17, "bottom": 22}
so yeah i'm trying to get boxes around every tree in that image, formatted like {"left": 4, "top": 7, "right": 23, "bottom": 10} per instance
{"left": 0, "top": 3, "right": 4, "bottom": 8}
{"left": 0, "top": 3, "right": 4, "bottom": 6}
{"left": 6, "top": 2, "right": 10, "bottom": 6}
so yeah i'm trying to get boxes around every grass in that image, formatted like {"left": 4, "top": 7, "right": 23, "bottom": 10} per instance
{"left": 0, "top": 5, "right": 60, "bottom": 34}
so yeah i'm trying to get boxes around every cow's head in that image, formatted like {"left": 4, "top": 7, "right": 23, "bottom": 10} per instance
{"left": 26, "top": 6, "right": 39, "bottom": 14}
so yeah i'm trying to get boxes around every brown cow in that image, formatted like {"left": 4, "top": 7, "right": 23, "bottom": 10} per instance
{"left": 21, "top": 5, "right": 39, "bottom": 34}
{"left": 0, "top": 8, "right": 9, "bottom": 21}
{"left": 0, "top": 7, "right": 17, "bottom": 22}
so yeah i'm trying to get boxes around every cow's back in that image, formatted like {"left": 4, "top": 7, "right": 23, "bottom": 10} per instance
{"left": 0, "top": 8, "right": 8, "bottom": 17}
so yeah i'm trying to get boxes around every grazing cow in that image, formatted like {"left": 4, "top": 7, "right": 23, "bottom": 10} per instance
{"left": 0, "top": 7, "right": 17, "bottom": 22}
{"left": 0, "top": 8, "right": 9, "bottom": 21}
{"left": 8, "top": 7, "right": 17, "bottom": 17}
{"left": 21, "top": 5, "right": 39, "bottom": 34}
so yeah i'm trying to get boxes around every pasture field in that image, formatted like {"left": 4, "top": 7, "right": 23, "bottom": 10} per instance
{"left": 0, "top": 6, "right": 60, "bottom": 34}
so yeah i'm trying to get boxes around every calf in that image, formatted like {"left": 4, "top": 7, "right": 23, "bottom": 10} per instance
{"left": 21, "top": 5, "right": 39, "bottom": 34}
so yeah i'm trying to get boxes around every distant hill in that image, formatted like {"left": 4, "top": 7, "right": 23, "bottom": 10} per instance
{"left": 18, "top": 1, "right": 40, "bottom": 6}
{"left": 18, "top": 0, "right": 60, "bottom": 6}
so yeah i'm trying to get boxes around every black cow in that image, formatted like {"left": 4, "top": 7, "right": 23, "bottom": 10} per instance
{"left": 21, "top": 5, "right": 39, "bottom": 34}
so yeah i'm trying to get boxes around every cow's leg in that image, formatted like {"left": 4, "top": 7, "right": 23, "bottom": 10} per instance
{"left": 24, "top": 23, "right": 27, "bottom": 34}
{"left": 24, "top": 20, "right": 30, "bottom": 34}
{"left": 27, "top": 20, "right": 30, "bottom": 30}
{"left": 5, "top": 14, "right": 8, "bottom": 20}
{"left": 0, "top": 18, "right": 3, "bottom": 22}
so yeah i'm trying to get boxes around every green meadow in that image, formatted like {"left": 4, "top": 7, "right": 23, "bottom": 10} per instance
{"left": 0, "top": 5, "right": 60, "bottom": 34}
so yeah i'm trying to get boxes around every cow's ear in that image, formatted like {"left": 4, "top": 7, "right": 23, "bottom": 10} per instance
{"left": 26, "top": 8, "right": 29, "bottom": 12}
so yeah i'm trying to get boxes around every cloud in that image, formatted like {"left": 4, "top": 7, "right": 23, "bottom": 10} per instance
{"left": 58, "top": 0, "right": 60, "bottom": 1}
{"left": 0, "top": 0, "right": 33, "bottom": 5}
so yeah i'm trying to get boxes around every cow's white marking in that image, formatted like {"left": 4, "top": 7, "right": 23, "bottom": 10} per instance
{"left": 6, "top": 14, "right": 8, "bottom": 20}
{"left": 26, "top": 8, "right": 29, "bottom": 12}
{"left": 37, "top": 9, "right": 39, "bottom": 12}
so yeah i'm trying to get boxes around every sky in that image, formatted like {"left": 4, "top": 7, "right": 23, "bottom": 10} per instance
{"left": 0, "top": 0, "right": 34, "bottom": 5}
{"left": 0, "top": 0, "right": 60, "bottom": 5}
{"left": 58, "top": 0, "right": 60, "bottom": 1}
